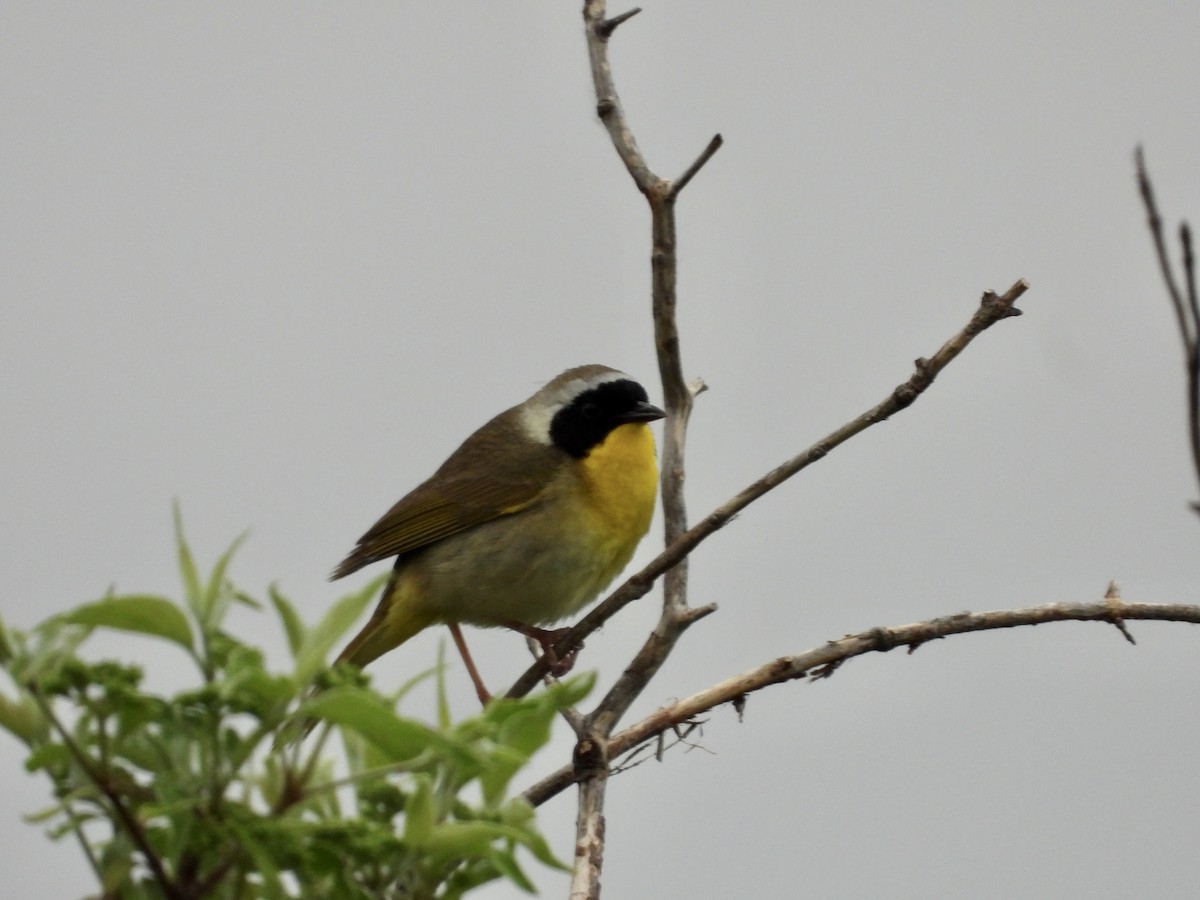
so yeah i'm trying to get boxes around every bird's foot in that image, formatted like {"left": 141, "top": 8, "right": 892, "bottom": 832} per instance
{"left": 503, "top": 622, "right": 581, "bottom": 675}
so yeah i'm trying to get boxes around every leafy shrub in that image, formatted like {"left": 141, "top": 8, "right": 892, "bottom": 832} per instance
{"left": 0, "top": 511, "right": 582, "bottom": 898}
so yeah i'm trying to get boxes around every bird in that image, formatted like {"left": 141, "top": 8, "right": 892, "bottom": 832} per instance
{"left": 330, "top": 364, "right": 665, "bottom": 702}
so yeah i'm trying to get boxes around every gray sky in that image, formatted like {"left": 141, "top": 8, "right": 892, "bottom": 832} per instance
{"left": 5, "top": 3, "right": 1200, "bottom": 897}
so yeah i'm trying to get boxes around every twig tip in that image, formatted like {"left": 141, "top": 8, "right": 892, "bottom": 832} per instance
{"left": 669, "top": 133, "right": 725, "bottom": 198}
{"left": 732, "top": 693, "right": 747, "bottom": 722}
{"left": 597, "top": 7, "right": 642, "bottom": 38}
{"left": 1103, "top": 581, "right": 1136, "bottom": 644}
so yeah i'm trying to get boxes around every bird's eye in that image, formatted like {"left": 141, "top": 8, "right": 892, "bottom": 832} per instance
{"left": 580, "top": 402, "right": 602, "bottom": 419}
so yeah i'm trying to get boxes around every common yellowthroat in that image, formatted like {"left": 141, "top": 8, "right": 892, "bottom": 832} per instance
{"left": 331, "top": 364, "right": 664, "bottom": 698}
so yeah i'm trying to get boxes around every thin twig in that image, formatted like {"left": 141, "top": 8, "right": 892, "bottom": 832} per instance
{"left": 1182, "top": 223, "right": 1199, "bottom": 333}
{"left": 506, "top": 280, "right": 1029, "bottom": 701}
{"left": 30, "top": 687, "right": 181, "bottom": 898}
{"left": 1136, "top": 148, "right": 1194, "bottom": 350}
{"left": 65, "top": 801, "right": 104, "bottom": 884}
{"left": 1184, "top": 225, "right": 1200, "bottom": 510}
{"left": 523, "top": 595, "right": 1200, "bottom": 807}
{"left": 596, "top": 7, "right": 641, "bottom": 38}
{"left": 669, "top": 133, "right": 724, "bottom": 200}
{"left": 1135, "top": 149, "right": 1200, "bottom": 511}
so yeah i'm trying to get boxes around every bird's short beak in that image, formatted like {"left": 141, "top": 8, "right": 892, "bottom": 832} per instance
{"left": 618, "top": 400, "right": 667, "bottom": 424}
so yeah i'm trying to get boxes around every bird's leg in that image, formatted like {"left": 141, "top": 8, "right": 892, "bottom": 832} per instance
{"left": 448, "top": 623, "right": 492, "bottom": 706}
{"left": 502, "top": 621, "right": 581, "bottom": 675}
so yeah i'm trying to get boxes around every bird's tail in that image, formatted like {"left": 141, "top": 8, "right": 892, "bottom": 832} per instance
{"left": 294, "top": 573, "right": 435, "bottom": 741}
{"left": 334, "top": 572, "right": 436, "bottom": 670}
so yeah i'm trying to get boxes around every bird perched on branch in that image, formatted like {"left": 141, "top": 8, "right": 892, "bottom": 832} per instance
{"left": 330, "top": 364, "right": 664, "bottom": 702}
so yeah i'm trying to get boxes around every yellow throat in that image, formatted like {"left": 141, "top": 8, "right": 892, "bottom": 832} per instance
{"left": 579, "top": 421, "right": 659, "bottom": 547}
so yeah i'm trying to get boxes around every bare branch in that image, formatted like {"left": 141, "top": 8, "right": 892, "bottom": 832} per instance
{"left": 575, "top": 4, "right": 726, "bottom": 892}
{"left": 523, "top": 596, "right": 1200, "bottom": 807}
{"left": 568, "top": 733, "right": 609, "bottom": 899}
{"left": 1136, "top": 147, "right": 1194, "bottom": 349}
{"left": 651, "top": 190, "right": 693, "bottom": 554}
{"left": 583, "top": 0, "right": 656, "bottom": 193}
{"left": 576, "top": 0, "right": 726, "bottom": 747}
{"left": 506, "top": 279, "right": 1030, "bottom": 700}
{"left": 1135, "top": 149, "right": 1200, "bottom": 512}
{"left": 1183, "top": 223, "right": 1199, "bottom": 332}
{"left": 1184, "top": 223, "right": 1200, "bottom": 513}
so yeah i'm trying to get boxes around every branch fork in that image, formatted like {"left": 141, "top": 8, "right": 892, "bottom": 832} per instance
{"left": 558, "top": 4, "right": 1041, "bottom": 897}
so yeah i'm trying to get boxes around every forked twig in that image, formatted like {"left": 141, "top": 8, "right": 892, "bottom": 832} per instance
{"left": 523, "top": 593, "right": 1200, "bottom": 807}
{"left": 1135, "top": 148, "right": 1200, "bottom": 513}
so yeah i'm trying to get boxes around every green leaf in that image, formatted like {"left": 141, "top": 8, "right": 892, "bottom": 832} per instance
{"left": 543, "top": 671, "right": 595, "bottom": 710}
{"left": 473, "top": 680, "right": 593, "bottom": 804}
{"left": 200, "top": 530, "right": 248, "bottom": 630}
{"left": 293, "top": 574, "right": 388, "bottom": 684}
{"left": 269, "top": 584, "right": 306, "bottom": 658}
{"left": 173, "top": 501, "right": 203, "bottom": 620}
{"left": 228, "top": 821, "right": 285, "bottom": 895}
{"left": 489, "top": 849, "right": 536, "bottom": 893}
{"left": 25, "top": 742, "right": 71, "bottom": 773}
{"left": 0, "top": 613, "right": 12, "bottom": 664}
{"left": 451, "top": 820, "right": 566, "bottom": 878}
{"left": 0, "top": 692, "right": 46, "bottom": 744}
{"left": 435, "top": 640, "right": 451, "bottom": 731}
{"left": 62, "top": 595, "right": 193, "bottom": 651}
{"left": 403, "top": 773, "right": 435, "bottom": 847}
{"left": 20, "top": 621, "right": 91, "bottom": 683}
{"left": 424, "top": 820, "right": 567, "bottom": 871}
{"left": 434, "top": 801, "right": 564, "bottom": 873}
{"left": 98, "top": 848, "right": 134, "bottom": 895}
{"left": 232, "top": 589, "right": 262, "bottom": 610}
{"left": 389, "top": 663, "right": 442, "bottom": 708}
{"left": 499, "top": 797, "right": 536, "bottom": 829}
{"left": 22, "top": 803, "right": 69, "bottom": 825}
{"left": 478, "top": 745, "right": 529, "bottom": 807}
{"left": 424, "top": 821, "right": 505, "bottom": 863}
{"left": 48, "top": 810, "right": 97, "bottom": 841}
{"left": 511, "top": 821, "right": 567, "bottom": 870}
{"left": 442, "top": 858, "right": 506, "bottom": 900}
{"left": 496, "top": 707, "right": 553, "bottom": 759}
{"left": 304, "top": 687, "right": 480, "bottom": 767}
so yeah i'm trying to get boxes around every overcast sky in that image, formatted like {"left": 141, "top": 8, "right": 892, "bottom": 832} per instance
{"left": 5, "top": 3, "right": 1200, "bottom": 898}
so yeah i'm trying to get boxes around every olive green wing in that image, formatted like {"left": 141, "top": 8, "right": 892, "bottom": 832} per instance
{"left": 331, "top": 414, "right": 563, "bottom": 580}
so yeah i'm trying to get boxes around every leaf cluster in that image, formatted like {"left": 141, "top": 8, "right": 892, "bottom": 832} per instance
{"left": 0, "top": 509, "right": 585, "bottom": 898}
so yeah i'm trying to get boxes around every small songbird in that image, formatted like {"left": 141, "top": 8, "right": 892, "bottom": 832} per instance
{"left": 330, "top": 364, "right": 664, "bottom": 700}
